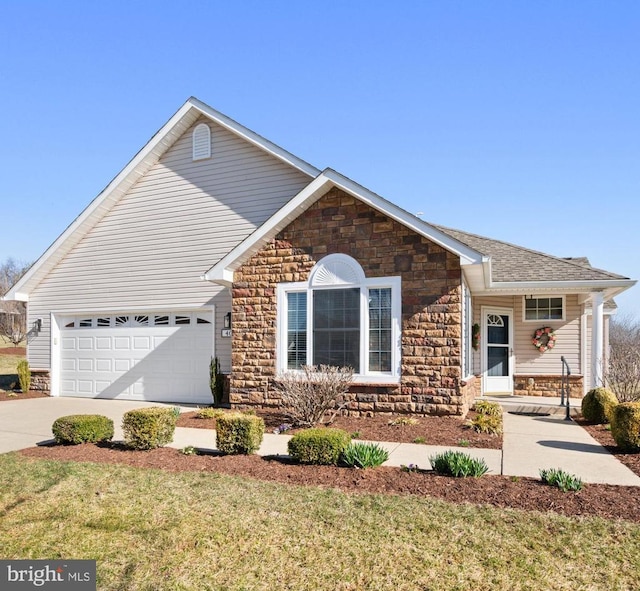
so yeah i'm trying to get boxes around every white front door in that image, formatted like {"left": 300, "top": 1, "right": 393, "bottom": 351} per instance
{"left": 482, "top": 308, "right": 514, "bottom": 394}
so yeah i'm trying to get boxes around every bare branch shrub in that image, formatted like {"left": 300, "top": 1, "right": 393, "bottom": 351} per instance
{"left": 605, "top": 315, "right": 640, "bottom": 402}
{"left": 0, "top": 301, "right": 27, "bottom": 346}
{"left": 0, "top": 258, "right": 31, "bottom": 346}
{"left": 274, "top": 365, "right": 354, "bottom": 428}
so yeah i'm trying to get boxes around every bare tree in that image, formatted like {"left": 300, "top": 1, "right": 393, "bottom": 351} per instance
{"left": 605, "top": 315, "right": 640, "bottom": 402}
{"left": 0, "top": 258, "right": 31, "bottom": 346}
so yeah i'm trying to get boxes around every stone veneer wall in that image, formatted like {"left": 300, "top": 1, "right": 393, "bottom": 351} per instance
{"left": 31, "top": 370, "right": 51, "bottom": 393}
{"left": 231, "top": 188, "right": 469, "bottom": 416}
{"left": 514, "top": 375, "right": 584, "bottom": 398}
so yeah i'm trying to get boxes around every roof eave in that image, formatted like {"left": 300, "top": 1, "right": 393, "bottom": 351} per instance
{"left": 7, "top": 98, "right": 321, "bottom": 300}
{"left": 203, "top": 170, "right": 486, "bottom": 285}
{"left": 472, "top": 279, "right": 636, "bottom": 301}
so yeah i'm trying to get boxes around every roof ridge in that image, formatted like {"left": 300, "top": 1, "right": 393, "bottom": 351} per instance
{"left": 433, "top": 223, "right": 627, "bottom": 281}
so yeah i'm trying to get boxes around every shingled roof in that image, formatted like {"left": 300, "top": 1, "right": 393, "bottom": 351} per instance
{"left": 434, "top": 225, "right": 629, "bottom": 284}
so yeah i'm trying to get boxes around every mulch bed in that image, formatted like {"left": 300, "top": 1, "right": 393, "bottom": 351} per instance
{"left": 19, "top": 442, "right": 640, "bottom": 523}
{"left": 0, "top": 390, "right": 49, "bottom": 401}
{"left": 176, "top": 409, "right": 502, "bottom": 449}
{"left": 0, "top": 347, "right": 26, "bottom": 356}
{"left": 577, "top": 418, "right": 640, "bottom": 477}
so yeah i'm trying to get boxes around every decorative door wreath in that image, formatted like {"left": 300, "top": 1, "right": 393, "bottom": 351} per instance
{"left": 532, "top": 327, "right": 556, "bottom": 352}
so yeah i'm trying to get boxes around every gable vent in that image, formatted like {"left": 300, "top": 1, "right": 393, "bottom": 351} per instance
{"left": 192, "top": 123, "right": 211, "bottom": 160}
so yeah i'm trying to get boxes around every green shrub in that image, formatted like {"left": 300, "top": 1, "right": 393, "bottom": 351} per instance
{"left": 429, "top": 450, "right": 489, "bottom": 477}
{"left": 388, "top": 416, "right": 418, "bottom": 426}
{"left": 470, "top": 413, "right": 503, "bottom": 435}
{"left": 17, "top": 360, "right": 30, "bottom": 393}
{"left": 52, "top": 414, "right": 114, "bottom": 445}
{"left": 540, "top": 468, "right": 583, "bottom": 492}
{"left": 122, "top": 407, "right": 177, "bottom": 450}
{"left": 611, "top": 402, "right": 640, "bottom": 451}
{"left": 341, "top": 442, "right": 389, "bottom": 469}
{"left": 473, "top": 400, "right": 502, "bottom": 417}
{"left": 216, "top": 413, "right": 265, "bottom": 454}
{"left": 209, "top": 356, "right": 225, "bottom": 406}
{"left": 196, "top": 407, "right": 226, "bottom": 420}
{"left": 288, "top": 428, "right": 350, "bottom": 465}
{"left": 581, "top": 387, "right": 618, "bottom": 424}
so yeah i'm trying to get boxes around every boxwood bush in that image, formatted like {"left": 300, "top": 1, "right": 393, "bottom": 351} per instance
{"left": 52, "top": 414, "right": 114, "bottom": 445}
{"left": 611, "top": 402, "right": 640, "bottom": 451}
{"left": 288, "top": 428, "right": 350, "bottom": 465}
{"left": 581, "top": 387, "right": 618, "bottom": 424}
{"left": 216, "top": 413, "right": 264, "bottom": 454}
{"left": 122, "top": 407, "right": 177, "bottom": 450}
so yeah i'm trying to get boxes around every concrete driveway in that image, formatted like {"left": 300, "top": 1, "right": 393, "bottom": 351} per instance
{"left": 0, "top": 397, "right": 181, "bottom": 453}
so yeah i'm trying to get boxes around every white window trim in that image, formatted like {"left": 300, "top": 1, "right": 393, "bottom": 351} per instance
{"left": 461, "top": 280, "right": 473, "bottom": 380}
{"left": 522, "top": 295, "right": 566, "bottom": 323}
{"left": 276, "top": 276, "right": 402, "bottom": 384}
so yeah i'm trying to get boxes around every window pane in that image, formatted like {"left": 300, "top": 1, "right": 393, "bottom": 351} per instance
{"left": 525, "top": 297, "right": 563, "bottom": 320}
{"left": 313, "top": 288, "right": 360, "bottom": 371}
{"left": 287, "top": 292, "right": 307, "bottom": 369}
{"left": 488, "top": 346, "right": 508, "bottom": 377}
{"left": 368, "top": 288, "right": 392, "bottom": 372}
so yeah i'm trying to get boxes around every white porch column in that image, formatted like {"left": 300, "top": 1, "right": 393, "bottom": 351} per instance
{"left": 591, "top": 291, "right": 605, "bottom": 388}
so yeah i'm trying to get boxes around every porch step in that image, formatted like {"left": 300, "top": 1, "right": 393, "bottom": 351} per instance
{"left": 481, "top": 396, "right": 580, "bottom": 418}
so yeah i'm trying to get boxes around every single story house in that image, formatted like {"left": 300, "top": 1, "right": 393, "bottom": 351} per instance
{"left": 5, "top": 98, "right": 636, "bottom": 415}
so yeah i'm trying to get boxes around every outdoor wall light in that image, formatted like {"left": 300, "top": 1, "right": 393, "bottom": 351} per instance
{"left": 224, "top": 312, "right": 231, "bottom": 329}
{"left": 33, "top": 318, "right": 42, "bottom": 334}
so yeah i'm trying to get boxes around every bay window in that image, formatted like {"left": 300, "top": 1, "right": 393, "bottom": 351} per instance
{"left": 278, "top": 254, "right": 401, "bottom": 381}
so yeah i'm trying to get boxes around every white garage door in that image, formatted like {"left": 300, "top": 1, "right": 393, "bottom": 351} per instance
{"left": 59, "top": 310, "right": 214, "bottom": 404}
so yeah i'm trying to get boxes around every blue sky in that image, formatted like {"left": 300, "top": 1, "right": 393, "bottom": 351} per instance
{"left": 2, "top": 1, "right": 639, "bottom": 316}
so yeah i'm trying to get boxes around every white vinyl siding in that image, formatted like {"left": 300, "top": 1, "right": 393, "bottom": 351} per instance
{"left": 27, "top": 116, "right": 311, "bottom": 372}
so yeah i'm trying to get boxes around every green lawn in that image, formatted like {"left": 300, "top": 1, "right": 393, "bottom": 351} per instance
{"left": 1, "top": 454, "right": 639, "bottom": 590}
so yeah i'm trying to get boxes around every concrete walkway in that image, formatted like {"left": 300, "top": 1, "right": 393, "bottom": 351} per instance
{"left": 1, "top": 396, "right": 639, "bottom": 486}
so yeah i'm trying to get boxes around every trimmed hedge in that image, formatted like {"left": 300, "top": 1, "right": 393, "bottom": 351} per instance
{"left": 216, "top": 413, "right": 264, "bottom": 454}
{"left": 581, "top": 387, "right": 618, "bottom": 424}
{"left": 52, "top": 414, "right": 114, "bottom": 445}
{"left": 288, "top": 428, "right": 350, "bottom": 465}
{"left": 611, "top": 402, "right": 640, "bottom": 451}
{"left": 122, "top": 407, "right": 177, "bottom": 450}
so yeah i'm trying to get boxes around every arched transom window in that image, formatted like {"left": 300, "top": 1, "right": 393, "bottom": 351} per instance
{"left": 277, "top": 254, "right": 401, "bottom": 382}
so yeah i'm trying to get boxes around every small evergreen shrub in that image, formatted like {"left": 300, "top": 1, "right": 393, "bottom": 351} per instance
{"left": 52, "top": 414, "right": 114, "bottom": 445}
{"left": 471, "top": 400, "right": 503, "bottom": 435}
{"left": 473, "top": 400, "right": 502, "bottom": 417}
{"left": 429, "top": 450, "right": 489, "bottom": 477}
{"left": 611, "top": 402, "right": 640, "bottom": 451}
{"left": 216, "top": 413, "right": 265, "bottom": 454}
{"left": 122, "top": 407, "right": 177, "bottom": 450}
{"left": 17, "top": 360, "right": 30, "bottom": 393}
{"left": 470, "top": 413, "right": 503, "bottom": 435}
{"left": 209, "top": 356, "right": 225, "bottom": 406}
{"left": 288, "top": 428, "right": 350, "bottom": 465}
{"left": 196, "top": 407, "right": 226, "bottom": 420}
{"left": 540, "top": 468, "right": 583, "bottom": 492}
{"left": 388, "top": 416, "right": 418, "bottom": 426}
{"left": 341, "top": 442, "right": 389, "bottom": 469}
{"left": 581, "top": 387, "right": 618, "bottom": 424}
